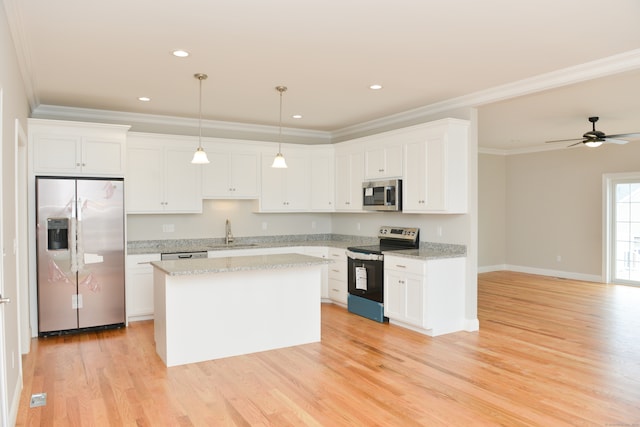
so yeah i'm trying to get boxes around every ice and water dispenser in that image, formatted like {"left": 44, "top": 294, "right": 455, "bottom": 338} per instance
{"left": 47, "top": 218, "right": 69, "bottom": 250}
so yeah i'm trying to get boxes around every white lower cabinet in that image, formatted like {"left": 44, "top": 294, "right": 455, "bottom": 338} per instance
{"left": 384, "top": 255, "right": 466, "bottom": 336}
{"left": 327, "top": 247, "right": 348, "bottom": 305}
{"left": 125, "top": 253, "right": 161, "bottom": 321}
{"left": 303, "top": 247, "right": 329, "bottom": 300}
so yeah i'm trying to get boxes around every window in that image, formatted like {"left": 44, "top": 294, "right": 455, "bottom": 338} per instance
{"left": 605, "top": 173, "right": 640, "bottom": 286}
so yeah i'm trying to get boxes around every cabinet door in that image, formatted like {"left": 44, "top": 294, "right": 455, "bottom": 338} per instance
{"left": 33, "top": 135, "right": 81, "bottom": 173}
{"left": 365, "top": 145, "right": 402, "bottom": 179}
{"left": 403, "top": 140, "right": 428, "bottom": 211}
{"left": 310, "top": 153, "right": 334, "bottom": 211}
{"left": 230, "top": 152, "right": 259, "bottom": 197}
{"left": 81, "top": 137, "right": 126, "bottom": 175}
{"left": 384, "top": 270, "right": 405, "bottom": 320}
{"left": 335, "top": 152, "right": 364, "bottom": 211}
{"left": 126, "top": 146, "right": 164, "bottom": 212}
{"left": 365, "top": 146, "right": 385, "bottom": 179}
{"left": 201, "top": 150, "right": 231, "bottom": 197}
{"left": 164, "top": 147, "right": 202, "bottom": 213}
{"left": 404, "top": 137, "right": 445, "bottom": 212}
{"left": 404, "top": 274, "right": 424, "bottom": 327}
{"left": 260, "top": 153, "right": 310, "bottom": 211}
{"left": 126, "top": 254, "right": 160, "bottom": 320}
{"left": 260, "top": 155, "right": 287, "bottom": 210}
{"left": 283, "top": 153, "right": 310, "bottom": 210}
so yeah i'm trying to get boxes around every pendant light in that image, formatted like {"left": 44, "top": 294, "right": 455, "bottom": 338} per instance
{"left": 191, "top": 73, "right": 210, "bottom": 164}
{"left": 271, "top": 85, "right": 288, "bottom": 168}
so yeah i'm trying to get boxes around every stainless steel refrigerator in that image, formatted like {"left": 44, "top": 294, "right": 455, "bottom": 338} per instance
{"left": 36, "top": 177, "right": 125, "bottom": 335}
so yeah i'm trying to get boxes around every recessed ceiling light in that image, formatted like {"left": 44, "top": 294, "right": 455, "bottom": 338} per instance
{"left": 172, "top": 50, "right": 189, "bottom": 58}
{"left": 369, "top": 84, "right": 383, "bottom": 90}
{"left": 292, "top": 114, "right": 302, "bottom": 119}
{"left": 138, "top": 96, "right": 151, "bottom": 102}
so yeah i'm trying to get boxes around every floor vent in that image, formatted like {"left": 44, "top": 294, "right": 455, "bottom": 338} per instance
{"left": 30, "top": 393, "right": 47, "bottom": 408}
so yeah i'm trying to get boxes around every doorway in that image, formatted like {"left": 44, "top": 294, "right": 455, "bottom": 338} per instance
{"left": 605, "top": 173, "right": 640, "bottom": 286}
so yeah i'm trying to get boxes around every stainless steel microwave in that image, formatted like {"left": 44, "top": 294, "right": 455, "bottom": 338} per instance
{"left": 362, "top": 179, "right": 402, "bottom": 211}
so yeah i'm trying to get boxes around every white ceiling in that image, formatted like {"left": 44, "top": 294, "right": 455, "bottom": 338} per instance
{"left": 5, "top": 0, "right": 640, "bottom": 151}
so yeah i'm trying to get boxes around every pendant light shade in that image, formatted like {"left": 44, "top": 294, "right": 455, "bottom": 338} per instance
{"left": 191, "top": 73, "right": 210, "bottom": 164}
{"left": 271, "top": 85, "right": 288, "bottom": 168}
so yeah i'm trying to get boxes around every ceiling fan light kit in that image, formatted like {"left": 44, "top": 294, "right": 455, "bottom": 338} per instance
{"left": 545, "top": 116, "right": 640, "bottom": 148}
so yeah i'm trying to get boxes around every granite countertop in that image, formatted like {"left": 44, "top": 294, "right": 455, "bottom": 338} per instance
{"left": 151, "top": 253, "right": 332, "bottom": 276}
{"left": 129, "top": 234, "right": 467, "bottom": 261}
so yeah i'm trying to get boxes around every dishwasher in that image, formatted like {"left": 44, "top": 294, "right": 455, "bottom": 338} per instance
{"left": 160, "top": 251, "right": 208, "bottom": 261}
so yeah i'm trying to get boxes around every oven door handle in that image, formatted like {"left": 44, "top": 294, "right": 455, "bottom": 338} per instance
{"left": 345, "top": 250, "right": 384, "bottom": 262}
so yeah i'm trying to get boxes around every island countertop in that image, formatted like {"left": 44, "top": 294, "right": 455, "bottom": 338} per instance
{"left": 151, "top": 252, "right": 332, "bottom": 276}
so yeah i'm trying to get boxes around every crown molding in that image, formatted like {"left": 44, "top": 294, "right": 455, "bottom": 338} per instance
{"left": 31, "top": 104, "right": 332, "bottom": 144}
{"left": 334, "top": 49, "right": 640, "bottom": 142}
{"left": 25, "top": 46, "right": 640, "bottom": 150}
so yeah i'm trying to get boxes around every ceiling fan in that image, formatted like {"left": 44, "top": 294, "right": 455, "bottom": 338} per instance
{"left": 546, "top": 116, "right": 640, "bottom": 148}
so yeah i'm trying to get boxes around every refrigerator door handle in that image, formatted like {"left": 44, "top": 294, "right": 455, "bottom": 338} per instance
{"left": 0, "top": 294, "right": 10, "bottom": 304}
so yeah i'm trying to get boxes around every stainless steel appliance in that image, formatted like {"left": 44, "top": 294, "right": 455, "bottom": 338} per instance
{"left": 36, "top": 177, "right": 125, "bottom": 336}
{"left": 362, "top": 179, "right": 402, "bottom": 211}
{"left": 346, "top": 226, "right": 419, "bottom": 322}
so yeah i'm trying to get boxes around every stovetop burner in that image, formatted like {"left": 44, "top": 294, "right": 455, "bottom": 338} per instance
{"left": 347, "top": 226, "right": 420, "bottom": 254}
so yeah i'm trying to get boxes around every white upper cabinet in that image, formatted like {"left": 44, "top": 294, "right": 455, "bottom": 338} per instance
{"left": 259, "top": 148, "right": 311, "bottom": 212}
{"left": 402, "top": 119, "right": 469, "bottom": 213}
{"left": 30, "top": 118, "right": 129, "bottom": 177}
{"left": 126, "top": 133, "right": 202, "bottom": 214}
{"left": 364, "top": 137, "right": 403, "bottom": 180}
{"left": 201, "top": 142, "right": 259, "bottom": 199}
{"left": 309, "top": 146, "right": 335, "bottom": 212}
{"left": 334, "top": 141, "right": 365, "bottom": 212}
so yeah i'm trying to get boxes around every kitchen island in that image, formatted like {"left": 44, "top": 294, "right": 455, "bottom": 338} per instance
{"left": 151, "top": 253, "right": 331, "bottom": 367}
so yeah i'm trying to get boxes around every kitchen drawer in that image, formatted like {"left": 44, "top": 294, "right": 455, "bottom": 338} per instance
{"left": 328, "top": 279, "right": 348, "bottom": 305}
{"left": 327, "top": 247, "right": 347, "bottom": 261}
{"left": 384, "top": 255, "right": 426, "bottom": 276}
{"left": 328, "top": 261, "right": 347, "bottom": 280}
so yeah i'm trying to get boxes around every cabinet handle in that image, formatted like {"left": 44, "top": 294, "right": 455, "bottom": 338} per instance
{"left": 76, "top": 162, "right": 81, "bottom": 167}
{"left": 82, "top": 163, "right": 86, "bottom": 167}
{"left": 395, "top": 264, "right": 407, "bottom": 268}
{"left": 331, "top": 269, "right": 340, "bottom": 273}
{"left": 378, "top": 168, "right": 384, "bottom": 172}
{"left": 137, "top": 261, "right": 152, "bottom": 265}
{"left": 399, "top": 280, "right": 405, "bottom": 284}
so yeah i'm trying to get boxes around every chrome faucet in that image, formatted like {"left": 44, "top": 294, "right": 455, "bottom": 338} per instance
{"left": 225, "top": 219, "right": 234, "bottom": 244}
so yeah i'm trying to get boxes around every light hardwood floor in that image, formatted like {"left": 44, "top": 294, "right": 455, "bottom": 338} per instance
{"left": 16, "top": 271, "right": 640, "bottom": 426}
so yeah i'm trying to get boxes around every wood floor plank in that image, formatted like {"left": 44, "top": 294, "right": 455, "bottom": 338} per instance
{"left": 16, "top": 271, "right": 640, "bottom": 426}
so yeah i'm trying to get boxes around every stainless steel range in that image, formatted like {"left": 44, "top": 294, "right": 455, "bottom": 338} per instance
{"left": 346, "top": 226, "right": 419, "bottom": 322}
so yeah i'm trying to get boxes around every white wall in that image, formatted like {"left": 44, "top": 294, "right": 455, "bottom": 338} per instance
{"left": 478, "top": 153, "right": 506, "bottom": 270}
{"left": 0, "top": 1, "right": 30, "bottom": 423}
{"left": 479, "top": 141, "right": 640, "bottom": 281}
{"left": 127, "top": 199, "right": 333, "bottom": 241}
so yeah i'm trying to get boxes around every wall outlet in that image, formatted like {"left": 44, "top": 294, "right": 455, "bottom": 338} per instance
{"left": 556, "top": 255, "right": 562, "bottom": 262}
{"left": 437, "top": 226, "right": 443, "bottom": 236}
{"left": 262, "top": 222, "right": 268, "bottom": 230}
{"left": 357, "top": 222, "right": 361, "bottom": 231}
{"left": 162, "top": 224, "right": 175, "bottom": 233}
{"left": 311, "top": 221, "right": 316, "bottom": 229}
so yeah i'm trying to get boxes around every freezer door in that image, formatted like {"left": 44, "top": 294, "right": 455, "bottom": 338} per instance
{"left": 36, "top": 178, "right": 79, "bottom": 333}
{"left": 76, "top": 179, "right": 125, "bottom": 329}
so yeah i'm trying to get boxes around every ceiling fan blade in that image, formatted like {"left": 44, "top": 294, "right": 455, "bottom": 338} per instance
{"left": 604, "top": 138, "right": 628, "bottom": 145}
{"left": 567, "top": 141, "right": 584, "bottom": 147}
{"left": 545, "top": 137, "right": 583, "bottom": 143}
{"left": 604, "top": 132, "right": 640, "bottom": 139}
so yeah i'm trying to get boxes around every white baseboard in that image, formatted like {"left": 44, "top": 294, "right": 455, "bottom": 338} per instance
{"left": 478, "top": 264, "right": 603, "bottom": 283}
{"left": 464, "top": 318, "right": 480, "bottom": 332}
